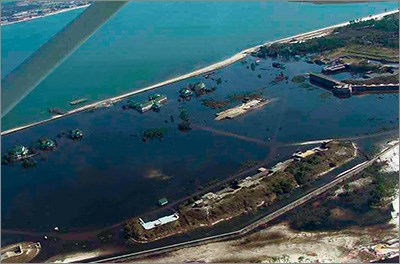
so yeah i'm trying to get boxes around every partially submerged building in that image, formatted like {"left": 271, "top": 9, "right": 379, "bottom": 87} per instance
{"left": 130, "top": 93, "right": 168, "bottom": 113}
{"left": 68, "top": 129, "right": 83, "bottom": 140}
{"left": 322, "top": 63, "right": 348, "bottom": 74}
{"left": 158, "top": 198, "right": 168, "bottom": 206}
{"left": 38, "top": 138, "right": 56, "bottom": 150}
{"left": 10, "top": 145, "right": 30, "bottom": 160}
{"left": 179, "top": 87, "right": 193, "bottom": 98}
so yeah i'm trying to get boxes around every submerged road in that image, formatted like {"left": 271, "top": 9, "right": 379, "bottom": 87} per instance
{"left": 89, "top": 142, "right": 399, "bottom": 263}
{"left": 286, "top": 129, "right": 398, "bottom": 146}
{"left": 2, "top": 9, "right": 398, "bottom": 136}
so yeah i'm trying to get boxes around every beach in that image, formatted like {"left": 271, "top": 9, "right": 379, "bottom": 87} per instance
{"left": 2, "top": 8, "right": 398, "bottom": 136}
{"left": 1, "top": 4, "right": 91, "bottom": 26}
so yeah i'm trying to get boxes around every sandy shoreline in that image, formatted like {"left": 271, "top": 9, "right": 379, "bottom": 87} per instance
{"left": 131, "top": 222, "right": 398, "bottom": 263}
{"left": 1, "top": 4, "right": 91, "bottom": 27}
{"left": 1, "top": 9, "right": 398, "bottom": 136}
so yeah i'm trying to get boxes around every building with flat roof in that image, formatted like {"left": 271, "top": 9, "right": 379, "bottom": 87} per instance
{"left": 158, "top": 198, "right": 168, "bottom": 206}
{"left": 139, "top": 213, "right": 179, "bottom": 230}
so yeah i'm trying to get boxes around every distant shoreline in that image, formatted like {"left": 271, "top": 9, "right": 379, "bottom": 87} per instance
{"left": 1, "top": 4, "right": 90, "bottom": 26}
{"left": 1, "top": 9, "right": 398, "bottom": 136}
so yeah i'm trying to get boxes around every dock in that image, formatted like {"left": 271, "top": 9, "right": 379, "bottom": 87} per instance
{"left": 215, "top": 98, "right": 271, "bottom": 121}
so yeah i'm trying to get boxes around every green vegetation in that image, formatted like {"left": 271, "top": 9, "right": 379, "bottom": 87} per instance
{"left": 346, "top": 60, "right": 382, "bottom": 74}
{"left": 201, "top": 91, "right": 262, "bottom": 109}
{"left": 201, "top": 98, "right": 230, "bottom": 109}
{"left": 141, "top": 128, "right": 168, "bottom": 142}
{"left": 369, "top": 166, "right": 399, "bottom": 207}
{"left": 254, "top": 14, "right": 399, "bottom": 60}
{"left": 123, "top": 141, "right": 356, "bottom": 242}
{"left": 186, "top": 82, "right": 216, "bottom": 96}
{"left": 344, "top": 74, "right": 399, "bottom": 85}
{"left": 38, "top": 138, "right": 56, "bottom": 150}
{"left": 22, "top": 158, "right": 37, "bottom": 168}
{"left": 178, "top": 109, "right": 192, "bottom": 131}
{"left": 284, "top": 162, "right": 398, "bottom": 231}
{"left": 286, "top": 142, "right": 354, "bottom": 186}
{"left": 291, "top": 75, "right": 306, "bottom": 83}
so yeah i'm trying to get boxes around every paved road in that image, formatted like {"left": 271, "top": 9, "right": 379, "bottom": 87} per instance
{"left": 91, "top": 142, "right": 398, "bottom": 263}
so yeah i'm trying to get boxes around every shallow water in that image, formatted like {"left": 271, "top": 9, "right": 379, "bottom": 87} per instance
{"left": 2, "top": 56, "right": 398, "bottom": 233}
{"left": 2, "top": 1, "right": 397, "bottom": 130}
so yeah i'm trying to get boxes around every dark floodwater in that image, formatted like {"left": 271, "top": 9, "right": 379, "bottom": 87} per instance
{"left": 2, "top": 56, "right": 399, "bottom": 233}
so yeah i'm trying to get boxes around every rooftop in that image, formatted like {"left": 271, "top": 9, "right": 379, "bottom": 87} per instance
{"left": 139, "top": 213, "right": 179, "bottom": 230}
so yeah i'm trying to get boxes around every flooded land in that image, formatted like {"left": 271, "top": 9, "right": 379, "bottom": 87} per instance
{"left": 1, "top": 10, "right": 399, "bottom": 263}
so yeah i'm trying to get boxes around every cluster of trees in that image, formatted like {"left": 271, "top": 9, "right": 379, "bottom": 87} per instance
{"left": 124, "top": 141, "right": 355, "bottom": 241}
{"left": 178, "top": 108, "right": 191, "bottom": 131}
{"left": 369, "top": 168, "right": 398, "bottom": 207}
{"left": 269, "top": 172, "right": 297, "bottom": 195}
{"left": 286, "top": 153, "right": 327, "bottom": 185}
{"left": 141, "top": 128, "right": 168, "bottom": 142}
{"left": 254, "top": 14, "right": 399, "bottom": 59}
{"left": 285, "top": 161, "right": 398, "bottom": 231}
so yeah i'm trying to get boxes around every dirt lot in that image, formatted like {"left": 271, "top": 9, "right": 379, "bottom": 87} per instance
{"left": 131, "top": 222, "right": 397, "bottom": 263}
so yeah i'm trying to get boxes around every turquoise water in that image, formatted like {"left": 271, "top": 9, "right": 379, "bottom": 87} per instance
{"left": 1, "top": 1, "right": 398, "bottom": 130}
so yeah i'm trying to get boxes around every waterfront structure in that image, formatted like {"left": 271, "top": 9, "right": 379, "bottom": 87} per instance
{"left": 149, "top": 94, "right": 168, "bottom": 104}
{"left": 10, "top": 145, "right": 30, "bottom": 160}
{"left": 139, "top": 213, "right": 179, "bottom": 230}
{"left": 38, "top": 138, "right": 56, "bottom": 150}
{"left": 322, "top": 63, "right": 348, "bottom": 73}
{"left": 132, "top": 94, "right": 168, "bottom": 113}
{"left": 194, "top": 82, "right": 206, "bottom": 90}
{"left": 179, "top": 87, "right": 193, "bottom": 98}
{"left": 68, "top": 129, "right": 83, "bottom": 139}
{"left": 158, "top": 198, "right": 168, "bottom": 206}
{"left": 215, "top": 98, "right": 270, "bottom": 120}
{"left": 309, "top": 72, "right": 344, "bottom": 88}
{"left": 138, "top": 101, "right": 154, "bottom": 113}
{"left": 309, "top": 72, "right": 399, "bottom": 98}
{"left": 293, "top": 149, "right": 316, "bottom": 161}
{"left": 258, "top": 167, "right": 267, "bottom": 173}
